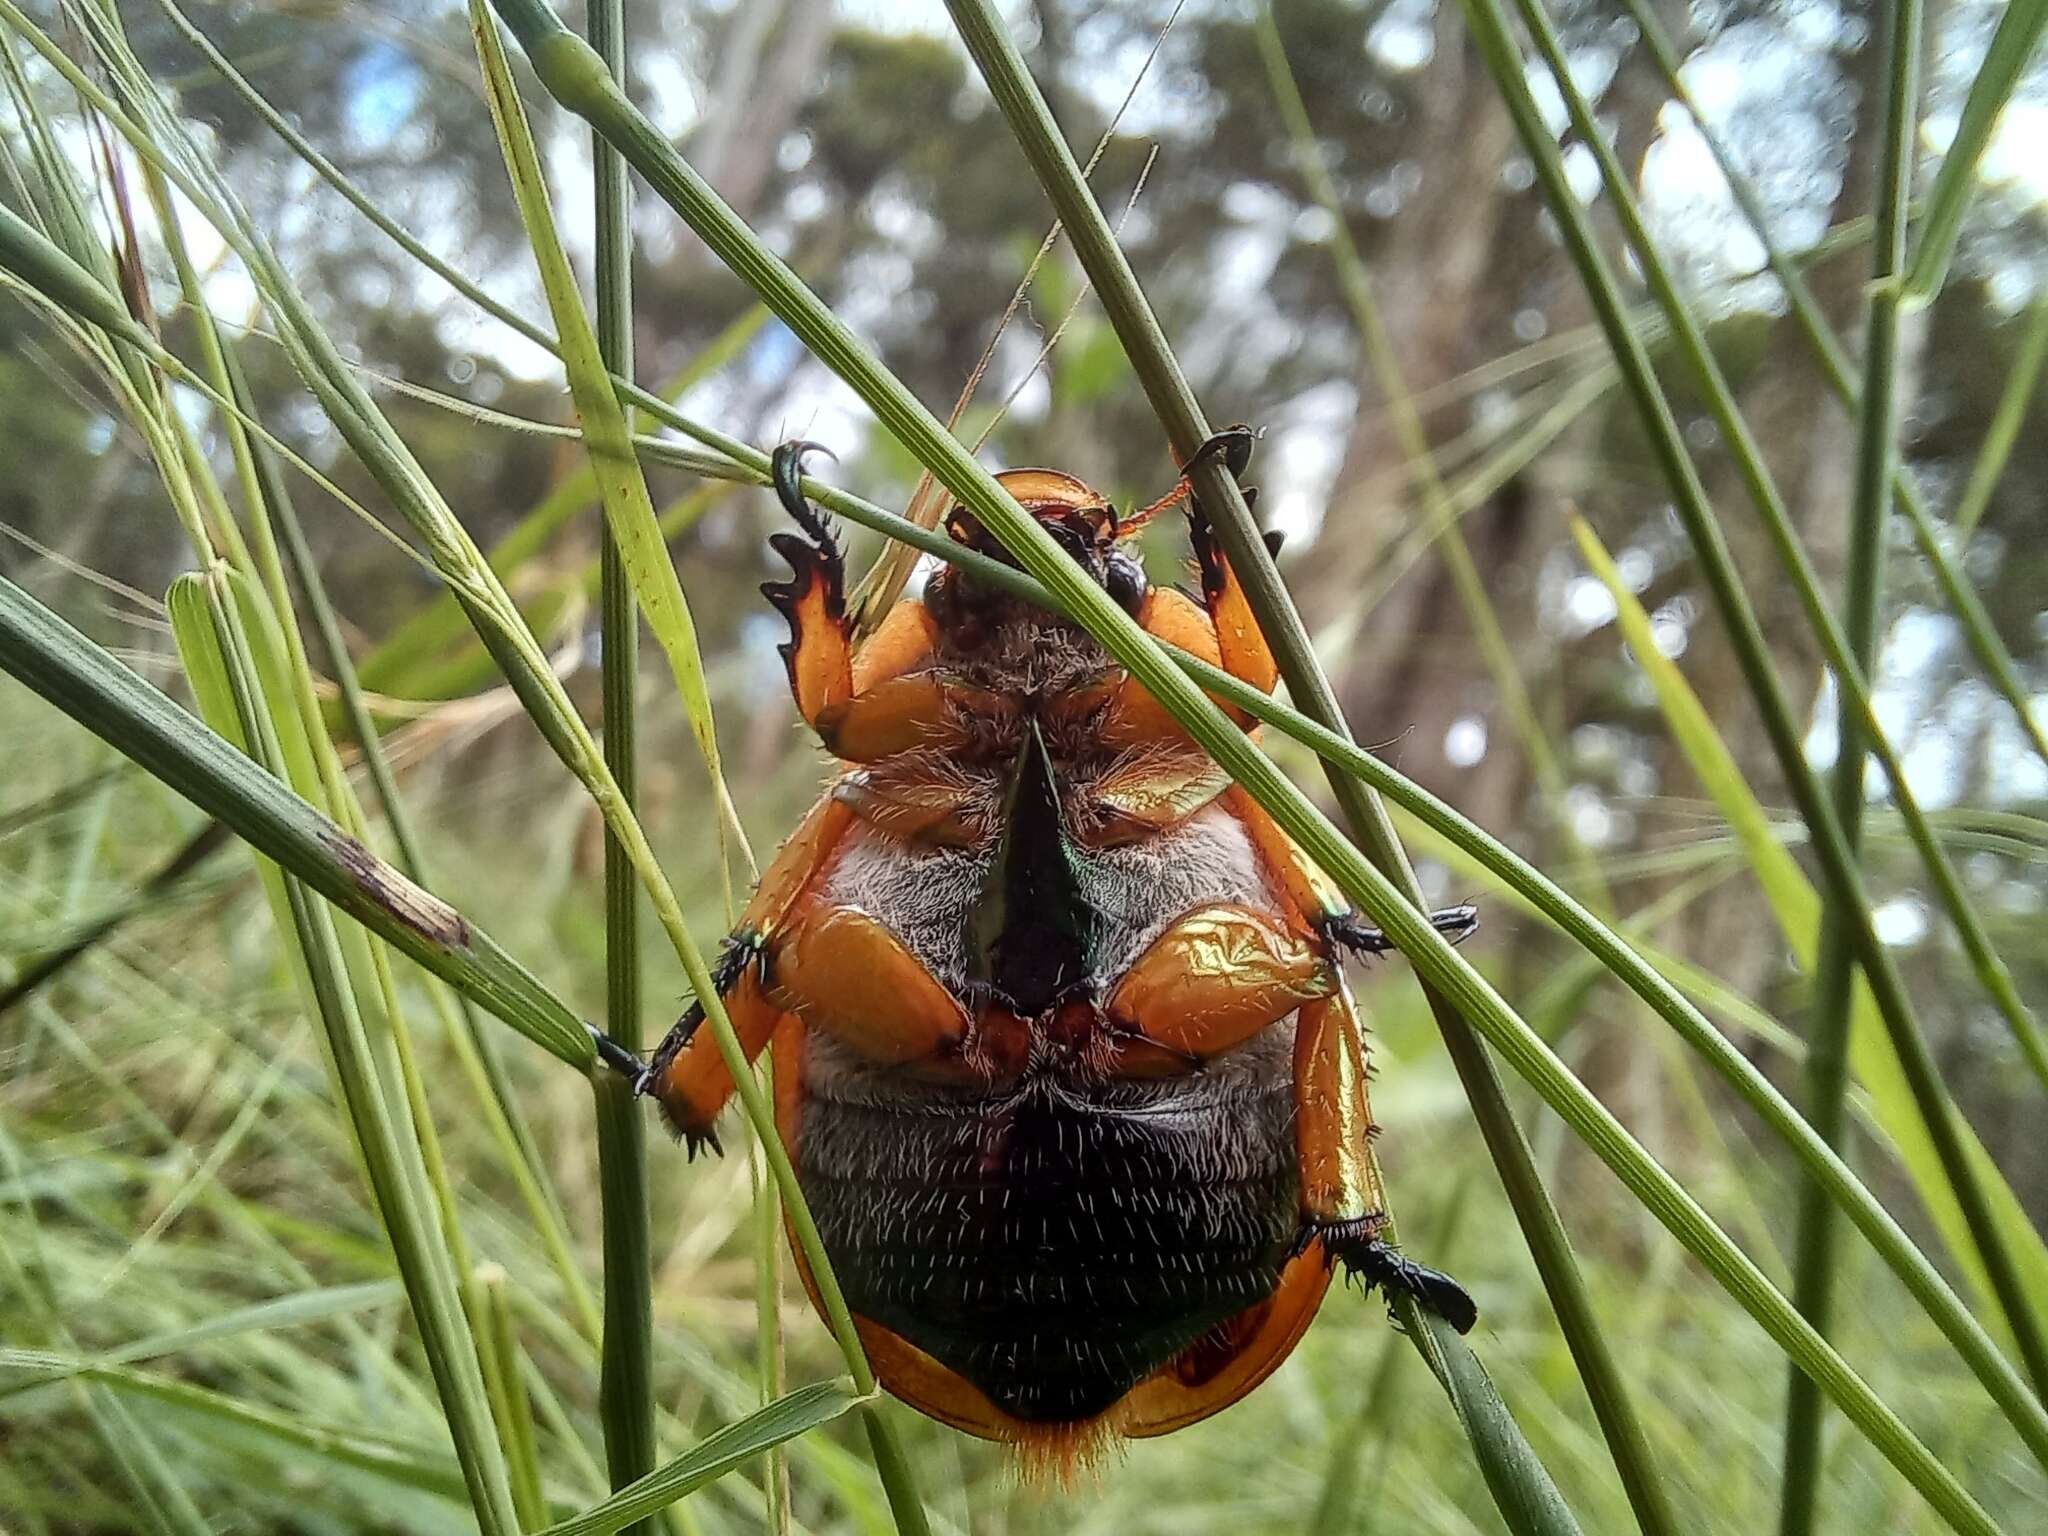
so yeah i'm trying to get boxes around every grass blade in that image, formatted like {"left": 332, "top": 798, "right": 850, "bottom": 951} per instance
{"left": 168, "top": 567, "right": 522, "bottom": 1534}
{"left": 1903, "top": 0, "right": 2048, "bottom": 303}
{"left": 0, "top": 572, "right": 596, "bottom": 1068}
{"left": 470, "top": 0, "right": 751, "bottom": 889}
{"left": 946, "top": 3, "right": 1655, "bottom": 1528}
{"left": 1951, "top": 293, "right": 2048, "bottom": 538}
{"left": 537, "top": 1381, "right": 868, "bottom": 1536}
{"left": 582, "top": 0, "right": 656, "bottom": 1517}
{"left": 1781, "top": 0, "right": 1923, "bottom": 1525}
{"left": 1467, "top": 0, "right": 2048, "bottom": 1398}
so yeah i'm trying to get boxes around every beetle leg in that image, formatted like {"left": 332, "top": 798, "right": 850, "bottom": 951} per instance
{"left": 1290, "top": 975, "right": 1478, "bottom": 1334}
{"left": 1324, "top": 903, "right": 1481, "bottom": 957}
{"left": 763, "top": 442, "right": 855, "bottom": 731}
{"left": 1099, "top": 901, "right": 1335, "bottom": 1068}
{"left": 640, "top": 794, "right": 855, "bottom": 1151}
{"left": 1182, "top": 428, "right": 1280, "bottom": 697}
{"left": 641, "top": 936, "right": 780, "bottom": 1156}
{"left": 766, "top": 903, "right": 970, "bottom": 1066}
{"left": 765, "top": 443, "right": 965, "bottom": 761}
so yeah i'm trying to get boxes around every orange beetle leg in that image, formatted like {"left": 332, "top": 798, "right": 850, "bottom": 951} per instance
{"left": 1100, "top": 901, "right": 1335, "bottom": 1072}
{"left": 1185, "top": 491, "right": 1279, "bottom": 698}
{"left": 642, "top": 963, "right": 782, "bottom": 1153}
{"left": 640, "top": 794, "right": 854, "bottom": 1150}
{"left": 1096, "top": 587, "right": 1260, "bottom": 748}
{"left": 767, "top": 903, "right": 969, "bottom": 1066}
{"left": 1293, "top": 975, "right": 1478, "bottom": 1334}
{"left": 766, "top": 446, "right": 960, "bottom": 761}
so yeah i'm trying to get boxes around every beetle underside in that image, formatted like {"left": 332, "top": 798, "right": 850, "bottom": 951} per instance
{"left": 634, "top": 442, "right": 1476, "bottom": 1473}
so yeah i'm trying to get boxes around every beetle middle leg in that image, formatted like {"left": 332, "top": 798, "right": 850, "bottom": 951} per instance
{"left": 1323, "top": 903, "right": 1480, "bottom": 958}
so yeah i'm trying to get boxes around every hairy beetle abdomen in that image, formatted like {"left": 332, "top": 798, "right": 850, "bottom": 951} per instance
{"left": 797, "top": 1028, "right": 1299, "bottom": 1423}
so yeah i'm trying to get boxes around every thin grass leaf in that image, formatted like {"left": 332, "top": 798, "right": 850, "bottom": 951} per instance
{"left": 948, "top": 4, "right": 1654, "bottom": 1529}
{"left": 1468, "top": 0, "right": 2048, "bottom": 1403}
{"left": 1570, "top": 517, "right": 2048, "bottom": 1316}
{"left": 0, "top": 1352, "right": 473, "bottom": 1503}
{"left": 1903, "top": 0, "right": 2048, "bottom": 303}
{"left": 579, "top": 0, "right": 656, "bottom": 1520}
{"left": 1782, "top": 0, "right": 1923, "bottom": 1523}
{"left": 167, "top": 566, "right": 522, "bottom": 1534}
{"left": 470, "top": 0, "right": 750, "bottom": 904}
{"left": 537, "top": 1381, "right": 868, "bottom": 1536}
{"left": 1951, "top": 293, "right": 2048, "bottom": 537}
{"left": 0, "top": 572, "right": 593, "bottom": 1066}
{"left": 16, "top": 20, "right": 915, "bottom": 1517}
{"left": 1614, "top": 0, "right": 2048, "bottom": 774}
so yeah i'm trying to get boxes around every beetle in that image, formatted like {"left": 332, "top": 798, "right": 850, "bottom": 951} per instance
{"left": 622, "top": 434, "right": 1476, "bottom": 1469}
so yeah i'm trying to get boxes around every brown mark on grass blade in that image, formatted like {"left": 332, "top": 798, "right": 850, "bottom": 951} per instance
{"left": 321, "top": 828, "right": 471, "bottom": 947}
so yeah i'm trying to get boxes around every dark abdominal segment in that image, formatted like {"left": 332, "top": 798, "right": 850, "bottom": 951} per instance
{"left": 798, "top": 1038, "right": 1299, "bottom": 1423}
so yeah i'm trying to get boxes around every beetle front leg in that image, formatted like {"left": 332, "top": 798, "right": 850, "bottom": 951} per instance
{"left": 766, "top": 443, "right": 961, "bottom": 761}
{"left": 1291, "top": 977, "right": 1477, "bottom": 1334}
{"left": 1182, "top": 427, "right": 1280, "bottom": 697}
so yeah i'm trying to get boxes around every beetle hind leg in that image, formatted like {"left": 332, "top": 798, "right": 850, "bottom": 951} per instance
{"left": 1299, "top": 1219, "right": 1478, "bottom": 1335}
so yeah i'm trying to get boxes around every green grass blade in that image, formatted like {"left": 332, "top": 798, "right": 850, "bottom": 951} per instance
{"left": 582, "top": 0, "right": 656, "bottom": 1520}
{"left": 537, "top": 1381, "right": 868, "bottom": 1536}
{"left": 1902, "top": 0, "right": 2048, "bottom": 303}
{"left": 168, "top": 567, "right": 522, "bottom": 1534}
{"left": 468, "top": 0, "right": 749, "bottom": 893}
{"left": 950, "top": 4, "right": 1655, "bottom": 1528}
{"left": 1615, "top": 0, "right": 2048, "bottom": 772}
{"left": 1570, "top": 518, "right": 2048, "bottom": 1311}
{"left": 1951, "top": 293, "right": 2048, "bottom": 537}
{"left": 1470, "top": 0, "right": 2048, "bottom": 1401}
{"left": 1783, "top": 0, "right": 1922, "bottom": 1523}
{"left": 0, "top": 571, "right": 595, "bottom": 1067}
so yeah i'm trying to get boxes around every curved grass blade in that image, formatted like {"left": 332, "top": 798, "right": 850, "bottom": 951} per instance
{"left": 168, "top": 567, "right": 522, "bottom": 1535}
{"left": 472, "top": 0, "right": 751, "bottom": 890}
{"left": 1950, "top": 293, "right": 2048, "bottom": 539}
{"left": 1903, "top": 0, "right": 2048, "bottom": 304}
{"left": 1570, "top": 519, "right": 2048, "bottom": 1311}
{"left": 536, "top": 1380, "right": 867, "bottom": 1536}
{"left": 19, "top": 19, "right": 926, "bottom": 1524}
{"left": 948, "top": 3, "right": 1654, "bottom": 1528}
{"left": 1613, "top": 0, "right": 2048, "bottom": 774}
{"left": 0, "top": 572, "right": 595, "bottom": 1068}
{"left": 1469, "top": 0, "right": 2048, "bottom": 1401}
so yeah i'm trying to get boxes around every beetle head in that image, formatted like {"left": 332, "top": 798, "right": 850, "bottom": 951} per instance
{"left": 941, "top": 468, "right": 1148, "bottom": 614}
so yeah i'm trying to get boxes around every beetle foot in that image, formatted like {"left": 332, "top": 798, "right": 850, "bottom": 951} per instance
{"left": 680, "top": 1125, "right": 723, "bottom": 1161}
{"left": 590, "top": 1026, "right": 643, "bottom": 1083}
{"left": 1322, "top": 903, "right": 1479, "bottom": 960}
{"left": 762, "top": 442, "right": 848, "bottom": 679}
{"left": 1181, "top": 423, "right": 1258, "bottom": 482}
{"left": 1303, "top": 1217, "right": 1478, "bottom": 1335}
